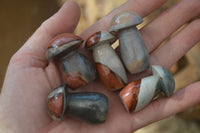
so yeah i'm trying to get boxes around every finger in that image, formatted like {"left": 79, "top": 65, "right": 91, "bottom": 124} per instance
{"left": 141, "top": 0, "right": 200, "bottom": 52}
{"left": 150, "top": 19, "right": 200, "bottom": 69}
{"left": 14, "top": 1, "right": 80, "bottom": 65}
{"left": 80, "top": 0, "right": 168, "bottom": 39}
{"left": 130, "top": 81, "right": 200, "bottom": 131}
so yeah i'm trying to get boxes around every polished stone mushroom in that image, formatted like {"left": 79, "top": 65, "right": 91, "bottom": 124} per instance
{"left": 46, "top": 33, "right": 97, "bottom": 89}
{"left": 119, "top": 65, "right": 175, "bottom": 112}
{"left": 86, "top": 31, "right": 128, "bottom": 91}
{"left": 48, "top": 84, "right": 108, "bottom": 123}
{"left": 109, "top": 11, "right": 150, "bottom": 74}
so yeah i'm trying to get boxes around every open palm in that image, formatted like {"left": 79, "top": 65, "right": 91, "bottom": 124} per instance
{"left": 0, "top": 0, "right": 200, "bottom": 132}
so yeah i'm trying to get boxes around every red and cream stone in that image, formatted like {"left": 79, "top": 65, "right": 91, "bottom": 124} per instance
{"left": 86, "top": 31, "right": 128, "bottom": 91}
{"left": 120, "top": 65, "right": 175, "bottom": 113}
{"left": 47, "top": 86, "right": 66, "bottom": 121}
{"left": 120, "top": 76, "right": 159, "bottom": 112}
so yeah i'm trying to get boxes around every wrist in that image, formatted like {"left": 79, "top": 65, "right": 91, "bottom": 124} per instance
{"left": 0, "top": 114, "right": 16, "bottom": 133}
{"left": 0, "top": 124, "right": 15, "bottom": 133}
{"left": 0, "top": 101, "right": 17, "bottom": 133}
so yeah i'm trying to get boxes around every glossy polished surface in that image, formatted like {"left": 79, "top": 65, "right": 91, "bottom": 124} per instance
{"left": 67, "top": 92, "right": 108, "bottom": 123}
{"left": 46, "top": 33, "right": 83, "bottom": 60}
{"left": 109, "top": 11, "right": 150, "bottom": 74}
{"left": 86, "top": 31, "right": 101, "bottom": 48}
{"left": 86, "top": 31, "right": 117, "bottom": 49}
{"left": 96, "top": 63, "right": 125, "bottom": 90}
{"left": 58, "top": 51, "right": 97, "bottom": 89}
{"left": 47, "top": 84, "right": 108, "bottom": 123}
{"left": 152, "top": 65, "right": 175, "bottom": 97}
{"left": 48, "top": 33, "right": 82, "bottom": 48}
{"left": 135, "top": 76, "right": 159, "bottom": 112}
{"left": 46, "top": 33, "right": 97, "bottom": 89}
{"left": 48, "top": 85, "right": 66, "bottom": 121}
{"left": 93, "top": 44, "right": 128, "bottom": 88}
{"left": 110, "top": 11, "right": 143, "bottom": 31}
{"left": 86, "top": 31, "right": 128, "bottom": 90}
{"left": 119, "top": 27, "right": 150, "bottom": 74}
{"left": 120, "top": 76, "right": 159, "bottom": 112}
{"left": 48, "top": 93, "right": 63, "bottom": 118}
{"left": 119, "top": 80, "right": 141, "bottom": 112}
{"left": 120, "top": 65, "right": 175, "bottom": 112}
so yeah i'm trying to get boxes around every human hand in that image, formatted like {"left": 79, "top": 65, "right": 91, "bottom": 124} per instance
{"left": 0, "top": 0, "right": 200, "bottom": 133}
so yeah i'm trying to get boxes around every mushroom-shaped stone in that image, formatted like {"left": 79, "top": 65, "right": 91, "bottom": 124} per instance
{"left": 109, "top": 11, "right": 143, "bottom": 32}
{"left": 109, "top": 11, "right": 150, "bottom": 74}
{"left": 119, "top": 65, "right": 175, "bottom": 113}
{"left": 46, "top": 33, "right": 83, "bottom": 60}
{"left": 48, "top": 84, "right": 108, "bottom": 123}
{"left": 86, "top": 31, "right": 128, "bottom": 91}
{"left": 46, "top": 33, "right": 97, "bottom": 89}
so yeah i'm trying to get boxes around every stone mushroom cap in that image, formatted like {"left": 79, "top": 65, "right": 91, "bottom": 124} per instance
{"left": 47, "top": 84, "right": 68, "bottom": 121}
{"left": 46, "top": 33, "right": 83, "bottom": 60}
{"left": 85, "top": 31, "right": 117, "bottom": 49}
{"left": 109, "top": 11, "right": 143, "bottom": 32}
{"left": 152, "top": 65, "right": 175, "bottom": 97}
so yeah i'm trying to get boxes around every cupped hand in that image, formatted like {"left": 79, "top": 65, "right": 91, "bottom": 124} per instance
{"left": 0, "top": 0, "right": 200, "bottom": 133}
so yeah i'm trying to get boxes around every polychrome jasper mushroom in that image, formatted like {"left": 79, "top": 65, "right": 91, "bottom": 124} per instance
{"left": 46, "top": 33, "right": 97, "bottom": 89}
{"left": 86, "top": 31, "right": 128, "bottom": 91}
{"left": 48, "top": 84, "right": 108, "bottom": 123}
{"left": 109, "top": 11, "right": 150, "bottom": 74}
{"left": 119, "top": 65, "right": 175, "bottom": 112}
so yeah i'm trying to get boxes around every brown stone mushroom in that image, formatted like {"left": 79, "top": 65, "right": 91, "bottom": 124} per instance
{"left": 86, "top": 31, "right": 128, "bottom": 91}
{"left": 109, "top": 11, "right": 150, "bottom": 74}
{"left": 46, "top": 33, "right": 97, "bottom": 89}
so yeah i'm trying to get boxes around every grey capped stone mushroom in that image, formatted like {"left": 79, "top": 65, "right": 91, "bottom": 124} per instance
{"left": 48, "top": 84, "right": 108, "bottom": 123}
{"left": 109, "top": 11, "right": 150, "bottom": 74}
{"left": 86, "top": 31, "right": 128, "bottom": 91}
{"left": 119, "top": 65, "right": 175, "bottom": 112}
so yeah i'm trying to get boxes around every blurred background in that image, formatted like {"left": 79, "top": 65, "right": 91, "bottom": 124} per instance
{"left": 0, "top": 0, "right": 200, "bottom": 132}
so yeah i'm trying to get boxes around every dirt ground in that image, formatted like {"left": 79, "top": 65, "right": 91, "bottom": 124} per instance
{"left": 0, "top": 0, "right": 200, "bottom": 132}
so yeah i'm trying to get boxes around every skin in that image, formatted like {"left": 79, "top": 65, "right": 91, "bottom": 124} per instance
{"left": 0, "top": 0, "right": 200, "bottom": 132}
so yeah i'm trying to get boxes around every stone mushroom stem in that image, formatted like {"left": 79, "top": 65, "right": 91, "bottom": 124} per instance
{"left": 118, "top": 27, "right": 150, "bottom": 74}
{"left": 92, "top": 43, "right": 128, "bottom": 90}
{"left": 66, "top": 92, "right": 108, "bottom": 123}
{"left": 56, "top": 51, "right": 97, "bottom": 89}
